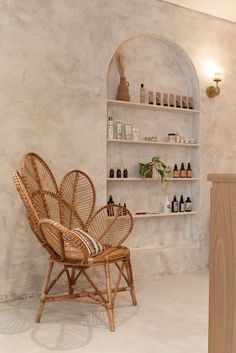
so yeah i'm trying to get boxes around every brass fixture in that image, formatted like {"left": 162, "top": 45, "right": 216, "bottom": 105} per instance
{"left": 206, "top": 67, "right": 224, "bottom": 98}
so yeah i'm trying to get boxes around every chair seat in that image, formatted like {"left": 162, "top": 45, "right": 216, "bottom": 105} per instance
{"left": 64, "top": 244, "right": 130, "bottom": 265}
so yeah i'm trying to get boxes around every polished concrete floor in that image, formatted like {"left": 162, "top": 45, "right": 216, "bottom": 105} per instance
{"left": 0, "top": 272, "right": 208, "bottom": 353}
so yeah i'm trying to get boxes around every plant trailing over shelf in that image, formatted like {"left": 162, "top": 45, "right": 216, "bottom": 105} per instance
{"left": 139, "top": 155, "right": 172, "bottom": 186}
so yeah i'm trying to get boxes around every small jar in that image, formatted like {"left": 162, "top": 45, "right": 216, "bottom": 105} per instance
{"left": 168, "top": 133, "right": 176, "bottom": 143}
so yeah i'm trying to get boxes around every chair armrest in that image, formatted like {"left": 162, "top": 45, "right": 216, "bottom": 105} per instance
{"left": 87, "top": 204, "right": 133, "bottom": 246}
{"left": 39, "top": 218, "right": 90, "bottom": 261}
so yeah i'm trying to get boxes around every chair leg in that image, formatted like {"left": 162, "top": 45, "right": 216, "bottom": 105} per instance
{"left": 36, "top": 259, "right": 54, "bottom": 323}
{"left": 104, "top": 262, "right": 115, "bottom": 332}
{"left": 68, "top": 268, "right": 76, "bottom": 295}
{"left": 125, "top": 258, "right": 137, "bottom": 306}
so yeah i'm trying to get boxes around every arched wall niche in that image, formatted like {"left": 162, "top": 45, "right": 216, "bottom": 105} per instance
{"left": 107, "top": 33, "right": 200, "bottom": 108}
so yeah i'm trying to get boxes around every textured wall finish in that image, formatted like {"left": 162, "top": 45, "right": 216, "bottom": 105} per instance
{"left": 1, "top": 0, "right": 236, "bottom": 300}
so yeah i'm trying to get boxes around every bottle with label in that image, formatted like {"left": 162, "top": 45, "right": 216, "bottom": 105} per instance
{"left": 173, "top": 164, "right": 179, "bottom": 178}
{"left": 123, "top": 167, "right": 128, "bottom": 178}
{"left": 116, "top": 120, "right": 123, "bottom": 140}
{"left": 180, "top": 163, "right": 186, "bottom": 178}
{"left": 163, "top": 93, "right": 169, "bottom": 106}
{"left": 109, "top": 168, "right": 114, "bottom": 178}
{"left": 163, "top": 195, "right": 171, "bottom": 213}
{"left": 179, "top": 195, "right": 185, "bottom": 212}
{"left": 140, "top": 83, "right": 145, "bottom": 103}
{"left": 116, "top": 167, "right": 122, "bottom": 178}
{"left": 107, "top": 195, "right": 115, "bottom": 216}
{"left": 171, "top": 195, "right": 178, "bottom": 213}
{"left": 148, "top": 91, "right": 154, "bottom": 104}
{"left": 185, "top": 197, "right": 192, "bottom": 212}
{"left": 156, "top": 92, "right": 161, "bottom": 105}
{"left": 186, "top": 162, "right": 192, "bottom": 178}
{"left": 107, "top": 116, "right": 114, "bottom": 139}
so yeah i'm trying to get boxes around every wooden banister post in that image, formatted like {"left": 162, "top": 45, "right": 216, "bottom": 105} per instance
{"left": 208, "top": 174, "right": 236, "bottom": 353}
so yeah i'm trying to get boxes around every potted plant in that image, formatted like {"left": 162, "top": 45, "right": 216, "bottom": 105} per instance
{"left": 139, "top": 155, "right": 172, "bottom": 185}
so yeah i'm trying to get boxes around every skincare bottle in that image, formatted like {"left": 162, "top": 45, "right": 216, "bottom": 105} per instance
{"left": 173, "top": 164, "right": 179, "bottom": 178}
{"left": 163, "top": 93, "right": 169, "bottom": 106}
{"left": 107, "top": 116, "right": 114, "bottom": 139}
{"left": 182, "top": 96, "right": 188, "bottom": 109}
{"left": 123, "top": 167, "right": 128, "bottom": 178}
{"left": 180, "top": 163, "right": 186, "bottom": 178}
{"left": 176, "top": 95, "right": 181, "bottom": 108}
{"left": 116, "top": 120, "right": 123, "bottom": 140}
{"left": 148, "top": 91, "right": 154, "bottom": 104}
{"left": 185, "top": 197, "right": 192, "bottom": 212}
{"left": 186, "top": 162, "right": 192, "bottom": 178}
{"left": 123, "top": 203, "right": 128, "bottom": 215}
{"left": 188, "top": 96, "right": 193, "bottom": 109}
{"left": 109, "top": 168, "right": 114, "bottom": 178}
{"left": 169, "top": 94, "right": 175, "bottom": 107}
{"left": 171, "top": 195, "right": 178, "bottom": 213}
{"left": 140, "top": 83, "right": 145, "bottom": 103}
{"left": 116, "top": 167, "right": 122, "bottom": 178}
{"left": 175, "top": 132, "right": 180, "bottom": 143}
{"left": 179, "top": 195, "right": 185, "bottom": 212}
{"left": 107, "top": 195, "right": 114, "bottom": 216}
{"left": 163, "top": 195, "right": 171, "bottom": 213}
{"left": 156, "top": 92, "right": 161, "bottom": 105}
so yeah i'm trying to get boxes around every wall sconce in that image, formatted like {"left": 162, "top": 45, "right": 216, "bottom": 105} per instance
{"left": 206, "top": 66, "right": 224, "bottom": 98}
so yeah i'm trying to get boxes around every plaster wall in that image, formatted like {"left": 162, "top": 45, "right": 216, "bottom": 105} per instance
{"left": 1, "top": 0, "right": 236, "bottom": 300}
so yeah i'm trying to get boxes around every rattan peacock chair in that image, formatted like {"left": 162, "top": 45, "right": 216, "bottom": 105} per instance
{"left": 13, "top": 152, "right": 137, "bottom": 331}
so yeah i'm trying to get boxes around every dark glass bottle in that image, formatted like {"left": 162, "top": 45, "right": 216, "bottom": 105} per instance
{"left": 173, "top": 164, "right": 179, "bottom": 178}
{"left": 186, "top": 162, "right": 192, "bottom": 178}
{"left": 171, "top": 195, "right": 178, "bottom": 213}
{"left": 109, "top": 168, "right": 114, "bottom": 178}
{"left": 123, "top": 167, "right": 128, "bottom": 178}
{"left": 179, "top": 195, "right": 185, "bottom": 212}
{"left": 107, "top": 195, "right": 114, "bottom": 216}
{"left": 180, "top": 162, "right": 186, "bottom": 178}
{"left": 123, "top": 202, "right": 128, "bottom": 215}
{"left": 116, "top": 167, "right": 121, "bottom": 178}
{"left": 185, "top": 197, "right": 192, "bottom": 212}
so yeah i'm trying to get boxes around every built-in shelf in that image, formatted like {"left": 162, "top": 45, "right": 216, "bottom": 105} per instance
{"left": 107, "top": 139, "right": 200, "bottom": 147}
{"left": 107, "top": 99, "right": 200, "bottom": 114}
{"left": 107, "top": 177, "right": 200, "bottom": 181}
{"left": 133, "top": 211, "right": 199, "bottom": 219}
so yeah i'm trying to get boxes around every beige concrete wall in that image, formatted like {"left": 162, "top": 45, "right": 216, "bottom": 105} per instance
{"left": 1, "top": 0, "right": 236, "bottom": 300}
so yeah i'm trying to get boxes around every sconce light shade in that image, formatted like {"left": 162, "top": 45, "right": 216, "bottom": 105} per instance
{"left": 206, "top": 66, "right": 224, "bottom": 98}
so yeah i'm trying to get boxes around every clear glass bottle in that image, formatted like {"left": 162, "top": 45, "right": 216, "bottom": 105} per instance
{"left": 107, "top": 116, "right": 114, "bottom": 139}
{"left": 140, "top": 83, "right": 145, "bottom": 103}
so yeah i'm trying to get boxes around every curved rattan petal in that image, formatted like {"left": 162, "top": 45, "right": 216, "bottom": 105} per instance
{"left": 21, "top": 152, "right": 60, "bottom": 222}
{"left": 60, "top": 170, "right": 95, "bottom": 230}
{"left": 87, "top": 204, "right": 133, "bottom": 246}
{"left": 13, "top": 171, "right": 61, "bottom": 260}
{"left": 39, "top": 219, "right": 90, "bottom": 261}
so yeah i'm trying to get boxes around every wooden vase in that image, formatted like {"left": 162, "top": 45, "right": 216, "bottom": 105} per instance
{"left": 116, "top": 76, "right": 130, "bottom": 101}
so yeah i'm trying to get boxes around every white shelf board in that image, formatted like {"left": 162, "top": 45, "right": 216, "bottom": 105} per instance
{"left": 133, "top": 211, "right": 199, "bottom": 219}
{"left": 107, "top": 139, "right": 200, "bottom": 147}
{"left": 107, "top": 99, "right": 200, "bottom": 114}
{"left": 107, "top": 177, "right": 200, "bottom": 181}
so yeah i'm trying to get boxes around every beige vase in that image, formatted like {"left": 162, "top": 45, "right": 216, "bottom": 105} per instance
{"left": 116, "top": 76, "right": 130, "bottom": 101}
